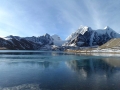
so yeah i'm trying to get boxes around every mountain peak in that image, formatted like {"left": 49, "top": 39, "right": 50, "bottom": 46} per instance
{"left": 44, "top": 33, "right": 49, "bottom": 36}
{"left": 78, "top": 26, "right": 89, "bottom": 35}
{"left": 66, "top": 26, "right": 90, "bottom": 41}
{"left": 52, "top": 34, "right": 61, "bottom": 41}
{"left": 104, "top": 26, "right": 110, "bottom": 30}
{"left": 103, "top": 26, "right": 116, "bottom": 33}
{"left": 78, "top": 25, "right": 89, "bottom": 29}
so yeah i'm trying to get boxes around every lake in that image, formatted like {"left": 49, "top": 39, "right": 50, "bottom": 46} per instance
{"left": 0, "top": 50, "right": 120, "bottom": 90}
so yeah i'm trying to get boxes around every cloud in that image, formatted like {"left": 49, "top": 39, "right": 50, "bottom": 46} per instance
{"left": 0, "top": 0, "right": 48, "bottom": 37}
{"left": 74, "top": 0, "right": 120, "bottom": 33}
{"left": 48, "top": 0, "right": 89, "bottom": 36}
{"left": 0, "top": 0, "right": 120, "bottom": 39}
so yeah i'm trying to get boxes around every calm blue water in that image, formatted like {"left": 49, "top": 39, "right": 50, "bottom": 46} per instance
{"left": 0, "top": 50, "right": 120, "bottom": 90}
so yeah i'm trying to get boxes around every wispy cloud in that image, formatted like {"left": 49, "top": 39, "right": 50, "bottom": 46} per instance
{"left": 0, "top": 0, "right": 120, "bottom": 39}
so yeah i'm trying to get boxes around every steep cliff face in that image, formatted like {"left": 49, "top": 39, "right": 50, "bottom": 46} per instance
{"left": 63, "top": 26, "right": 120, "bottom": 47}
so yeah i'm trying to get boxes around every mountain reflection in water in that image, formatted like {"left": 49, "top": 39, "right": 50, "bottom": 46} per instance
{"left": 0, "top": 51, "right": 120, "bottom": 90}
{"left": 66, "top": 58, "right": 120, "bottom": 90}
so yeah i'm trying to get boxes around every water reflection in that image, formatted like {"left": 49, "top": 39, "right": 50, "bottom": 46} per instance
{"left": 0, "top": 51, "right": 120, "bottom": 90}
{"left": 66, "top": 58, "right": 120, "bottom": 90}
{"left": 67, "top": 58, "right": 120, "bottom": 76}
{"left": 0, "top": 50, "right": 73, "bottom": 56}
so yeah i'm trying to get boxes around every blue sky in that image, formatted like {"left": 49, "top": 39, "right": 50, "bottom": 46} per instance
{"left": 0, "top": 0, "right": 120, "bottom": 40}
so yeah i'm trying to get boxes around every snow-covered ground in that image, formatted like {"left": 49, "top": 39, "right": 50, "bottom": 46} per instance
{"left": 66, "top": 46, "right": 120, "bottom": 54}
{"left": 91, "top": 48, "right": 120, "bottom": 53}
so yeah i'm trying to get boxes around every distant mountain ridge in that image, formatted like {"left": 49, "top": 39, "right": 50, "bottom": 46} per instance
{"left": 63, "top": 26, "right": 120, "bottom": 47}
{"left": 0, "top": 34, "right": 54, "bottom": 50}
{"left": 0, "top": 33, "right": 66, "bottom": 50}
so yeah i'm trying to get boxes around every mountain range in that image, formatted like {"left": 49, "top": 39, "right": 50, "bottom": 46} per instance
{"left": 0, "top": 34, "right": 53, "bottom": 50}
{"left": 64, "top": 26, "right": 120, "bottom": 47}
{"left": 0, "top": 26, "right": 120, "bottom": 50}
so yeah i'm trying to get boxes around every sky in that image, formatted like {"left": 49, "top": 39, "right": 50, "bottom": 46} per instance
{"left": 0, "top": 0, "right": 120, "bottom": 40}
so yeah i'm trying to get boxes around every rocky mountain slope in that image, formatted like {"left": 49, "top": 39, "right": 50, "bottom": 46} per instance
{"left": 99, "top": 38, "right": 120, "bottom": 49}
{"left": 63, "top": 26, "right": 120, "bottom": 47}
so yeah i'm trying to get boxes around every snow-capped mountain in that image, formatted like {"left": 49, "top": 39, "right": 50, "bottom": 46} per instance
{"left": 52, "top": 34, "right": 66, "bottom": 46}
{"left": 0, "top": 26, "right": 119, "bottom": 50}
{"left": 24, "top": 33, "right": 53, "bottom": 45}
{"left": 63, "top": 26, "right": 120, "bottom": 47}
{"left": 0, "top": 34, "right": 54, "bottom": 50}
